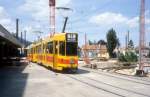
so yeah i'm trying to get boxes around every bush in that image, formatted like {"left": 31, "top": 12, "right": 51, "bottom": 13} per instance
{"left": 118, "top": 53, "right": 126, "bottom": 62}
{"left": 118, "top": 51, "right": 138, "bottom": 62}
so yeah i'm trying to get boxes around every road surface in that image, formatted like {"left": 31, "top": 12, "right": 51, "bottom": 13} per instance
{"left": 0, "top": 62, "right": 150, "bottom": 97}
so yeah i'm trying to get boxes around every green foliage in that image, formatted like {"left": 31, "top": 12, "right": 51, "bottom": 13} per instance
{"left": 88, "top": 40, "right": 93, "bottom": 45}
{"left": 116, "top": 38, "right": 120, "bottom": 48}
{"left": 128, "top": 40, "right": 134, "bottom": 49}
{"left": 88, "top": 40, "right": 97, "bottom": 45}
{"left": 97, "top": 40, "right": 107, "bottom": 45}
{"left": 118, "top": 53, "right": 126, "bottom": 62}
{"left": 106, "top": 28, "right": 118, "bottom": 58}
{"left": 118, "top": 51, "right": 138, "bottom": 62}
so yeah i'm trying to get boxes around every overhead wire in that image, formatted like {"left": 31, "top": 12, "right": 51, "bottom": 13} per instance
{"left": 70, "top": 0, "right": 114, "bottom": 23}
{"left": 66, "top": 0, "right": 115, "bottom": 32}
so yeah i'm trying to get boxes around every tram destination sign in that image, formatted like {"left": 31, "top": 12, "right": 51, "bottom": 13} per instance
{"left": 66, "top": 33, "right": 77, "bottom": 42}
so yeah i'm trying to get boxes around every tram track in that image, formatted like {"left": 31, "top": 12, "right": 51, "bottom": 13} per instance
{"left": 65, "top": 74, "right": 150, "bottom": 97}
{"left": 79, "top": 67, "right": 150, "bottom": 85}
{"left": 66, "top": 75, "right": 125, "bottom": 97}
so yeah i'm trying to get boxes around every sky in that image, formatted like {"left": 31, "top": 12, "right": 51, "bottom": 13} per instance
{"left": 0, "top": 0, "right": 150, "bottom": 47}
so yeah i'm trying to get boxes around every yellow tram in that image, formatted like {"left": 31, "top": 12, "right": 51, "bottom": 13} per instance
{"left": 27, "top": 33, "right": 78, "bottom": 72}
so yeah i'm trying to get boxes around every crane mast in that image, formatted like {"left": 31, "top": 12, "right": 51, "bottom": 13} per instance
{"left": 136, "top": 0, "right": 146, "bottom": 76}
{"left": 49, "top": 0, "right": 55, "bottom": 36}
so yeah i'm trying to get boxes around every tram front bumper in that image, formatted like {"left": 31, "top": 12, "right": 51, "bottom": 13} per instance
{"left": 58, "top": 63, "right": 78, "bottom": 69}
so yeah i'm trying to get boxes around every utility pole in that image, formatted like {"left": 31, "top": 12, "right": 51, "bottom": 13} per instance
{"left": 24, "top": 30, "right": 26, "bottom": 46}
{"left": 125, "top": 31, "right": 130, "bottom": 50}
{"left": 125, "top": 32, "right": 128, "bottom": 50}
{"left": 85, "top": 33, "right": 87, "bottom": 49}
{"left": 136, "top": 0, "right": 146, "bottom": 76}
{"left": 21, "top": 32, "right": 23, "bottom": 43}
{"left": 16, "top": 18, "right": 19, "bottom": 39}
{"left": 127, "top": 30, "right": 129, "bottom": 47}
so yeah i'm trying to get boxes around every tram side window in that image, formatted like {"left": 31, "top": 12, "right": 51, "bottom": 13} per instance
{"left": 47, "top": 42, "right": 53, "bottom": 54}
{"left": 31, "top": 48, "right": 33, "bottom": 54}
{"left": 37, "top": 47, "right": 38, "bottom": 53}
{"left": 43, "top": 44, "right": 46, "bottom": 53}
{"left": 35, "top": 47, "right": 37, "bottom": 53}
{"left": 33, "top": 48, "right": 36, "bottom": 54}
{"left": 38, "top": 45, "right": 42, "bottom": 53}
{"left": 59, "top": 41, "right": 65, "bottom": 56}
{"left": 55, "top": 41, "right": 58, "bottom": 54}
{"left": 27, "top": 49, "right": 30, "bottom": 54}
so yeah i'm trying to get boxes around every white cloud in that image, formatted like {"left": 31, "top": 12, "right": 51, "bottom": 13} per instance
{"left": 89, "top": 12, "right": 150, "bottom": 28}
{"left": 0, "top": 7, "right": 11, "bottom": 25}
{"left": 19, "top": 0, "right": 48, "bottom": 21}
{"left": 0, "top": 6, "right": 14, "bottom": 32}
{"left": 147, "top": 27, "right": 150, "bottom": 32}
{"left": 145, "top": 10, "right": 150, "bottom": 16}
{"left": 146, "top": 18, "right": 150, "bottom": 24}
{"left": 18, "top": 0, "right": 72, "bottom": 35}
{"left": 126, "top": 17, "right": 138, "bottom": 28}
{"left": 19, "top": 0, "right": 72, "bottom": 21}
{"left": 89, "top": 12, "right": 128, "bottom": 27}
{"left": 89, "top": 12, "right": 128, "bottom": 26}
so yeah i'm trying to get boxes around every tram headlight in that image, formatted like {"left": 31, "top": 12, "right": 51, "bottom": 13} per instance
{"left": 70, "top": 58, "right": 75, "bottom": 64}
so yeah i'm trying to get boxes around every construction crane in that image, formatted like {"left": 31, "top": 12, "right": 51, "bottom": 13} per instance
{"left": 49, "top": 0, "right": 55, "bottom": 36}
{"left": 83, "top": 33, "right": 91, "bottom": 65}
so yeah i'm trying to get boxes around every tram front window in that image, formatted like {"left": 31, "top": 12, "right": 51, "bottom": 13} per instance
{"left": 66, "top": 42, "right": 77, "bottom": 56}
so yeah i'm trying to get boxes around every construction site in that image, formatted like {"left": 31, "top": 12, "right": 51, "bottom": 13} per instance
{"left": 0, "top": 0, "right": 150, "bottom": 97}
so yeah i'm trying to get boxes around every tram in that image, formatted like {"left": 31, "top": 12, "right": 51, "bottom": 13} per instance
{"left": 27, "top": 33, "right": 78, "bottom": 72}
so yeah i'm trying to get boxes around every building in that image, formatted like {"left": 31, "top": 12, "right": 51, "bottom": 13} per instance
{"left": 81, "top": 44, "right": 109, "bottom": 60}
{"left": 0, "top": 24, "right": 22, "bottom": 65}
{"left": 135, "top": 46, "right": 150, "bottom": 58}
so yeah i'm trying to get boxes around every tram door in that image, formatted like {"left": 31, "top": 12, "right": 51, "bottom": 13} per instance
{"left": 53, "top": 41, "right": 58, "bottom": 69}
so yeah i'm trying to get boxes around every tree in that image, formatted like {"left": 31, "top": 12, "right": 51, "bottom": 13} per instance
{"left": 93, "top": 40, "right": 97, "bottom": 45}
{"left": 97, "top": 40, "right": 107, "bottom": 45}
{"left": 106, "top": 28, "right": 118, "bottom": 58}
{"left": 128, "top": 40, "right": 134, "bottom": 49}
{"left": 88, "top": 40, "right": 97, "bottom": 45}
{"left": 116, "top": 38, "right": 120, "bottom": 48}
{"left": 88, "top": 40, "right": 93, "bottom": 45}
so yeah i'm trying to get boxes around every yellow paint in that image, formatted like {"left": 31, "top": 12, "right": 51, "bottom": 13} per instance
{"left": 27, "top": 33, "right": 78, "bottom": 71}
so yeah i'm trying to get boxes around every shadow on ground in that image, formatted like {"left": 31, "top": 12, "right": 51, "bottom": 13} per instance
{"left": 61, "top": 68, "right": 90, "bottom": 75}
{"left": 0, "top": 62, "right": 28, "bottom": 97}
{"left": 36, "top": 63, "right": 90, "bottom": 74}
{"left": 75, "top": 68, "right": 90, "bottom": 74}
